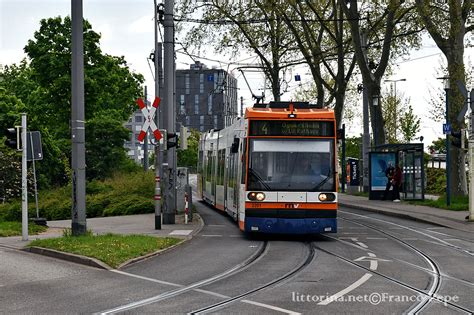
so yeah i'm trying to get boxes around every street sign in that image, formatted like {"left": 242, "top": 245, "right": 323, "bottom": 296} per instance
{"left": 443, "top": 123, "right": 452, "bottom": 135}
{"left": 27, "top": 131, "right": 43, "bottom": 161}
{"left": 136, "top": 97, "right": 162, "bottom": 142}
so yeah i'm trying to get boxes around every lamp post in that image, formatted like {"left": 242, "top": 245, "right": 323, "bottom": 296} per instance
{"left": 437, "top": 76, "right": 450, "bottom": 206}
{"left": 384, "top": 78, "right": 406, "bottom": 133}
{"left": 373, "top": 93, "right": 380, "bottom": 147}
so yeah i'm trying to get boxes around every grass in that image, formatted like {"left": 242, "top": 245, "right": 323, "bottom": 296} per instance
{"left": 408, "top": 194, "right": 468, "bottom": 211}
{"left": 0, "top": 221, "right": 47, "bottom": 237}
{"left": 28, "top": 233, "right": 182, "bottom": 268}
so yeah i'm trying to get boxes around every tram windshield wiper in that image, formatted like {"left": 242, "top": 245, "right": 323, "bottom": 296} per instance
{"left": 248, "top": 168, "right": 271, "bottom": 190}
{"left": 313, "top": 171, "right": 333, "bottom": 191}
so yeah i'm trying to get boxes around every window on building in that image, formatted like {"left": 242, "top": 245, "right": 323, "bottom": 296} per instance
{"left": 200, "top": 83, "right": 204, "bottom": 94}
{"left": 214, "top": 115, "right": 218, "bottom": 127}
{"left": 200, "top": 73, "right": 204, "bottom": 83}
{"left": 135, "top": 115, "right": 143, "bottom": 123}
{"left": 194, "top": 95, "right": 199, "bottom": 114}
{"left": 185, "top": 74, "right": 190, "bottom": 94}
{"left": 208, "top": 95, "right": 212, "bottom": 114}
{"left": 200, "top": 125, "right": 204, "bottom": 132}
{"left": 200, "top": 115, "right": 204, "bottom": 126}
{"left": 186, "top": 116, "right": 191, "bottom": 126}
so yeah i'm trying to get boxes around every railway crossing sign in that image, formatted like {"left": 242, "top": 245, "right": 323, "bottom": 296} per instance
{"left": 136, "top": 97, "right": 162, "bottom": 142}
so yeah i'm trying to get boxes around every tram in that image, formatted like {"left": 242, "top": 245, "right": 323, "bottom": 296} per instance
{"left": 198, "top": 101, "right": 338, "bottom": 234}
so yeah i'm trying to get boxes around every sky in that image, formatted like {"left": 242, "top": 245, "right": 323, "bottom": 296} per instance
{"left": 1, "top": 0, "right": 473, "bottom": 148}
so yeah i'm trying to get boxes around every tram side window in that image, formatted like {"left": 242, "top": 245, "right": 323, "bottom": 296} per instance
{"left": 241, "top": 140, "right": 246, "bottom": 185}
{"left": 206, "top": 151, "right": 213, "bottom": 182}
{"left": 217, "top": 149, "right": 225, "bottom": 185}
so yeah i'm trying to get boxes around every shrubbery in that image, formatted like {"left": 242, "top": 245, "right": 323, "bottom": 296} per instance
{"left": 0, "top": 171, "right": 155, "bottom": 222}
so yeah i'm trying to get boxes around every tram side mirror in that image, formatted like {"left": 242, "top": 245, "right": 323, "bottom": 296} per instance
{"left": 231, "top": 138, "right": 240, "bottom": 153}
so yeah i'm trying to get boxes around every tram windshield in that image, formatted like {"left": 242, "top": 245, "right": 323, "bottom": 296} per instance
{"left": 248, "top": 139, "right": 334, "bottom": 192}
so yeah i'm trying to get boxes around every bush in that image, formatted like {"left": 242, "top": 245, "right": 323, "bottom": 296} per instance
{"left": 426, "top": 168, "right": 446, "bottom": 195}
{"left": 0, "top": 170, "right": 156, "bottom": 222}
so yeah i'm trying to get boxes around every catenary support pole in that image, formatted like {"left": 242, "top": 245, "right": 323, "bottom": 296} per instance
{"left": 154, "top": 0, "right": 162, "bottom": 229}
{"left": 469, "top": 89, "right": 474, "bottom": 221}
{"left": 163, "top": 0, "right": 175, "bottom": 224}
{"left": 445, "top": 86, "right": 450, "bottom": 206}
{"left": 71, "top": 0, "right": 87, "bottom": 235}
{"left": 21, "top": 113, "right": 28, "bottom": 241}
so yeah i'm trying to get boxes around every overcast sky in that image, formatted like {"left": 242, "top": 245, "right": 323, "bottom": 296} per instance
{"left": 1, "top": 0, "right": 473, "bottom": 147}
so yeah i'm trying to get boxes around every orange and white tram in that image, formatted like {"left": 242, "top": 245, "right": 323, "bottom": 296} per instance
{"left": 198, "top": 101, "right": 338, "bottom": 234}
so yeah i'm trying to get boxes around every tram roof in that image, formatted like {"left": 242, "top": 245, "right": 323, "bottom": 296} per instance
{"left": 245, "top": 107, "right": 335, "bottom": 120}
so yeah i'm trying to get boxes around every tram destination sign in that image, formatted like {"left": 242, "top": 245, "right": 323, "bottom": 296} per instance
{"left": 249, "top": 120, "right": 334, "bottom": 137}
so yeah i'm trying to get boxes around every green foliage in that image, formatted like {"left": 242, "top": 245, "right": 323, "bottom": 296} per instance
{"left": 399, "top": 104, "right": 421, "bottom": 142}
{"left": 177, "top": 129, "right": 200, "bottom": 172}
{"left": 29, "top": 233, "right": 181, "bottom": 268}
{"left": 428, "top": 137, "right": 446, "bottom": 154}
{"left": 410, "top": 194, "right": 468, "bottom": 211}
{"left": 344, "top": 136, "right": 362, "bottom": 160}
{"left": 0, "top": 221, "right": 47, "bottom": 237}
{"left": 0, "top": 171, "right": 155, "bottom": 222}
{"left": 0, "top": 16, "right": 143, "bottom": 189}
{"left": 425, "top": 168, "right": 446, "bottom": 195}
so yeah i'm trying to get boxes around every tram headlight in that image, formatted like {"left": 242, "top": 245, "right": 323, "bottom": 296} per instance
{"left": 256, "top": 192, "right": 266, "bottom": 201}
{"left": 248, "top": 192, "right": 265, "bottom": 201}
{"left": 318, "top": 193, "right": 336, "bottom": 202}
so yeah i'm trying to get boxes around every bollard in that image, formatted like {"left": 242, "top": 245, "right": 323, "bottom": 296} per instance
{"left": 185, "top": 191, "right": 189, "bottom": 224}
{"left": 184, "top": 184, "right": 193, "bottom": 222}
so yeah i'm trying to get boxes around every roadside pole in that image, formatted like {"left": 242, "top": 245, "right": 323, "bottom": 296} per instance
{"left": 71, "top": 0, "right": 87, "bottom": 235}
{"left": 361, "top": 31, "right": 370, "bottom": 193}
{"left": 153, "top": 0, "right": 162, "bottom": 229}
{"left": 163, "top": 0, "right": 175, "bottom": 224}
{"left": 469, "top": 89, "right": 474, "bottom": 221}
{"left": 144, "top": 86, "right": 149, "bottom": 171}
{"left": 21, "top": 113, "right": 28, "bottom": 241}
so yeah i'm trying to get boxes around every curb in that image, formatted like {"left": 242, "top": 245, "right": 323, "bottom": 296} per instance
{"left": 117, "top": 213, "right": 205, "bottom": 269}
{"left": 25, "top": 246, "right": 113, "bottom": 270}
{"left": 339, "top": 202, "right": 448, "bottom": 228}
{"left": 23, "top": 213, "right": 206, "bottom": 271}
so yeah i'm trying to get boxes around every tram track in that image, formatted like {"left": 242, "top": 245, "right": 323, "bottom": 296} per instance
{"left": 188, "top": 242, "right": 316, "bottom": 315}
{"left": 98, "top": 241, "right": 269, "bottom": 314}
{"left": 340, "top": 210, "right": 474, "bottom": 257}
{"left": 316, "top": 216, "right": 473, "bottom": 314}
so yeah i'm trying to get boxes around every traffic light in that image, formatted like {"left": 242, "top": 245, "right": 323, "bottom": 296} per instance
{"left": 451, "top": 129, "right": 465, "bottom": 149}
{"left": 166, "top": 132, "right": 178, "bottom": 150}
{"left": 4, "top": 127, "right": 21, "bottom": 150}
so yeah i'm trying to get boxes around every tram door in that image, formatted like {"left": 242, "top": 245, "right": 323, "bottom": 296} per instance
{"left": 400, "top": 150, "right": 424, "bottom": 200}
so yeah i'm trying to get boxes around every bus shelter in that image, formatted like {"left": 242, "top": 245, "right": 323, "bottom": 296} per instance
{"left": 369, "top": 143, "right": 425, "bottom": 201}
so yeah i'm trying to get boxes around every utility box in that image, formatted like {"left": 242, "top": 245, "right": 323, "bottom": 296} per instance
{"left": 176, "top": 167, "right": 189, "bottom": 213}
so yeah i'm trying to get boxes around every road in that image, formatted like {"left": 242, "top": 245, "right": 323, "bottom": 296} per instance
{"left": 1, "top": 202, "right": 473, "bottom": 313}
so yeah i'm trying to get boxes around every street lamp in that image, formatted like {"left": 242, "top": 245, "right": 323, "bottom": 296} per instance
{"left": 437, "top": 76, "right": 450, "bottom": 206}
{"left": 373, "top": 93, "right": 380, "bottom": 146}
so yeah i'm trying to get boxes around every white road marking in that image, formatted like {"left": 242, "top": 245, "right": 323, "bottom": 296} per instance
{"left": 317, "top": 273, "right": 373, "bottom": 306}
{"left": 169, "top": 230, "right": 193, "bottom": 236}
{"left": 110, "top": 270, "right": 181, "bottom": 287}
{"left": 443, "top": 238, "right": 461, "bottom": 242}
{"left": 367, "top": 253, "right": 377, "bottom": 270}
{"left": 201, "top": 235, "right": 222, "bottom": 237}
{"left": 365, "top": 237, "right": 387, "bottom": 240}
{"left": 402, "top": 238, "right": 418, "bottom": 241}
{"left": 242, "top": 300, "right": 301, "bottom": 315}
{"left": 356, "top": 242, "right": 368, "bottom": 249}
{"left": 426, "top": 227, "right": 445, "bottom": 230}
{"left": 193, "top": 289, "right": 229, "bottom": 299}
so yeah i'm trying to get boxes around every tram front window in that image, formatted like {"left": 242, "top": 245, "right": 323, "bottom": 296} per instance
{"left": 248, "top": 139, "right": 334, "bottom": 191}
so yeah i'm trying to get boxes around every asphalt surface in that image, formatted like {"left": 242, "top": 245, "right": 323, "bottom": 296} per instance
{"left": 1, "top": 198, "right": 473, "bottom": 314}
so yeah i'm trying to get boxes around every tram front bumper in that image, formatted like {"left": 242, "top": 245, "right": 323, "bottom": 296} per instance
{"left": 244, "top": 209, "right": 337, "bottom": 234}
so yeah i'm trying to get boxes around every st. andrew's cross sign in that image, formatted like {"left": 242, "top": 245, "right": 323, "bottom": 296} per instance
{"left": 136, "top": 97, "right": 162, "bottom": 142}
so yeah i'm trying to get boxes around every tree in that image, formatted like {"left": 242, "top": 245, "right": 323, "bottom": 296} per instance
{"left": 428, "top": 137, "right": 447, "bottom": 154}
{"left": 0, "top": 16, "right": 143, "bottom": 186}
{"left": 399, "top": 105, "right": 421, "bottom": 142}
{"left": 342, "top": 0, "right": 423, "bottom": 146}
{"left": 415, "top": 0, "right": 473, "bottom": 196}
{"left": 178, "top": 129, "right": 200, "bottom": 172}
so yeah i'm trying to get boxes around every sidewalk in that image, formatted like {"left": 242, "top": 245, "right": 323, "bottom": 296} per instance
{"left": 338, "top": 194, "right": 474, "bottom": 233}
{"left": 0, "top": 213, "right": 203, "bottom": 250}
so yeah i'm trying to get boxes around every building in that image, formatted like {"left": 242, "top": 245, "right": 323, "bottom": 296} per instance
{"left": 176, "top": 61, "right": 238, "bottom": 132}
{"left": 124, "top": 110, "right": 147, "bottom": 164}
